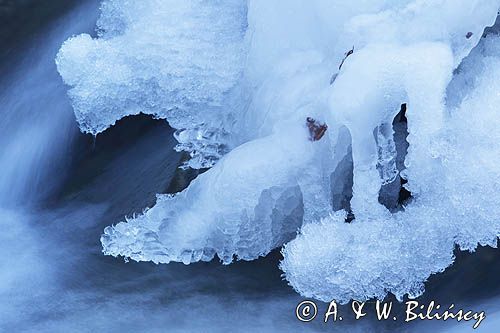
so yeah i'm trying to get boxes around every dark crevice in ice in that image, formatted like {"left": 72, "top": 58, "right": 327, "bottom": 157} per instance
{"left": 166, "top": 154, "right": 208, "bottom": 194}
{"left": 482, "top": 13, "right": 500, "bottom": 37}
{"left": 378, "top": 103, "right": 412, "bottom": 211}
{"left": 330, "top": 128, "right": 354, "bottom": 222}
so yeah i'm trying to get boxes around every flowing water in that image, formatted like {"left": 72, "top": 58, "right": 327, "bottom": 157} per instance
{"left": 0, "top": 1, "right": 101, "bottom": 207}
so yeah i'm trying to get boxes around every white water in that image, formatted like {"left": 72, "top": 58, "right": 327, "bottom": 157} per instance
{"left": 0, "top": 1, "right": 100, "bottom": 207}
{"left": 0, "top": 0, "right": 100, "bottom": 328}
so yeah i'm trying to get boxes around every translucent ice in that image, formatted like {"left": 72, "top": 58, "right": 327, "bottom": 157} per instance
{"left": 283, "top": 33, "right": 500, "bottom": 303}
{"left": 102, "top": 128, "right": 309, "bottom": 264}
{"left": 56, "top": 0, "right": 247, "bottom": 168}
{"left": 59, "top": 0, "right": 500, "bottom": 303}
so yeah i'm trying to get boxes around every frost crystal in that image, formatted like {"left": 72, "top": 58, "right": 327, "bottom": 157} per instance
{"left": 59, "top": 0, "right": 500, "bottom": 303}
{"left": 56, "top": 0, "right": 247, "bottom": 168}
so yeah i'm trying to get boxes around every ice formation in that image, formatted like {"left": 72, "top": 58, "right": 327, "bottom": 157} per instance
{"left": 56, "top": 0, "right": 247, "bottom": 168}
{"left": 57, "top": 0, "right": 500, "bottom": 303}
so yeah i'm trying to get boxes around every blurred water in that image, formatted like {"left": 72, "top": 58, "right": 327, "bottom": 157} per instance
{"left": 0, "top": 0, "right": 100, "bottom": 206}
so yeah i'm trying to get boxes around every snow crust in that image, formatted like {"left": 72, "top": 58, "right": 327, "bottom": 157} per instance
{"left": 58, "top": 0, "right": 500, "bottom": 303}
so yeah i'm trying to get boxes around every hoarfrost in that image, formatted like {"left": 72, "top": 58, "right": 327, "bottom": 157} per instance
{"left": 56, "top": 0, "right": 247, "bottom": 168}
{"left": 283, "top": 32, "right": 500, "bottom": 303}
{"left": 58, "top": 0, "right": 500, "bottom": 303}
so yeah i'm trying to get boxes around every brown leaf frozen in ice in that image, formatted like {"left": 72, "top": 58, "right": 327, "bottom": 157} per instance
{"left": 306, "top": 117, "right": 328, "bottom": 141}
